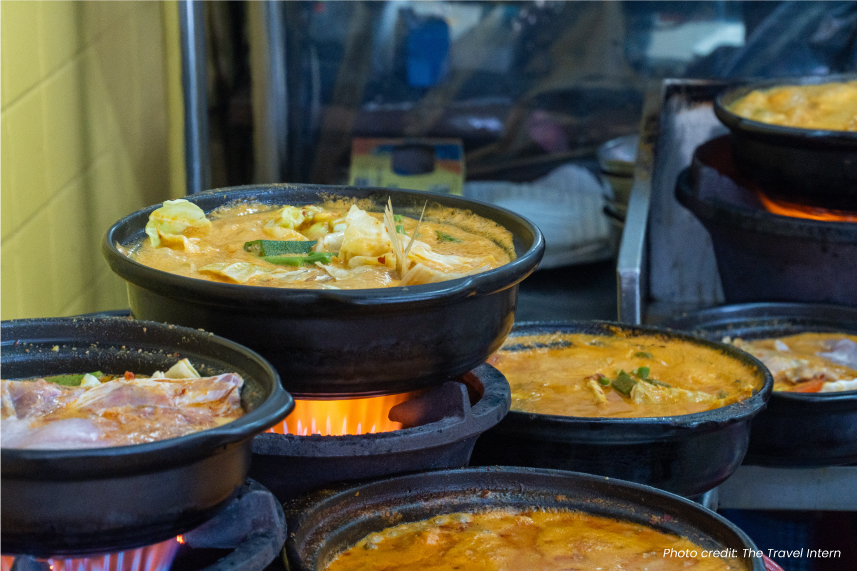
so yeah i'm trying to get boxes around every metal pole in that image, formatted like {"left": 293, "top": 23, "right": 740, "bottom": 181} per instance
{"left": 178, "top": 0, "right": 210, "bottom": 194}
{"left": 251, "top": 0, "right": 288, "bottom": 183}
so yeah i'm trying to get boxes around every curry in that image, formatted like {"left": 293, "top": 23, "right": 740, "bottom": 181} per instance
{"left": 488, "top": 332, "right": 761, "bottom": 418}
{"left": 729, "top": 332, "right": 857, "bottom": 393}
{"left": 1, "top": 359, "right": 245, "bottom": 449}
{"left": 728, "top": 80, "right": 857, "bottom": 131}
{"left": 325, "top": 509, "right": 746, "bottom": 571}
{"left": 129, "top": 198, "right": 513, "bottom": 289}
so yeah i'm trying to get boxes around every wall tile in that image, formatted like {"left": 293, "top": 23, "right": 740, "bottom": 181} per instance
{"left": 3, "top": 0, "right": 180, "bottom": 319}
{"left": 95, "top": 266, "right": 129, "bottom": 312}
{"left": 1, "top": 232, "right": 22, "bottom": 319}
{"left": 43, "top": 60, "right": 87, "bottom": 193}
{"left": 88, "top": 151, "right": 124, "bottom": 236}
{"left": 13, "top": 208, "right": 62, "bottom": 318}
{"left": 48, "top": 177, "right": 99, "bottom": 310}
{"left": 6, "top": 90, "right": 49, "bottom": 226}
{"left": 1, "top": 0, "right": 42, "bottom": 108}
{"left": 1, "top": 114, "right": 15, "bottom": 239}
{"left": 38, "top": 1, "right": 83, "bottom": 76}
{"left": 60, "top": 289, "right": 95, "bottom": 318}
{"left": 80, "top": 46, "right": 114, "bottom": 159}
{"left": 95, "top": 14, "right": 138, "bottom": 142}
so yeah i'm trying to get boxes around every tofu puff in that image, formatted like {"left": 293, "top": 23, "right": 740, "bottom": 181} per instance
{"left": 129, "top": 198, "right": 514, "bottom": 290}
{"left": 488, "top": 332, "right": 763, "bottom": 418}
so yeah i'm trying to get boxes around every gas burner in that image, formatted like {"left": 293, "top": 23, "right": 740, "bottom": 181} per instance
{"left": 249, "top": 364, "right": 511, "bottom": 500}
{"left": 1, "top": 480, "right": 284, "bottom": 571}
{"left": 676, "top": 136, "right": 857, "bottom": 306}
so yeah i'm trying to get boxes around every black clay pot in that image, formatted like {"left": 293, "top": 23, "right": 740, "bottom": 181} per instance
{"left": 102, "top": 185, "right": 544, "bottom": 398}
{"left": 664, "top": 302, "right": 857, "bottom": 467}
{"left": 714, "top": 74, "right": 857, "bottom": 210}
{"left": 469, "top": 321, "right": 772, "bottom": 497}
{"left": 675, "top": 139, "right": 857, "bottom": 306}
{"left": 284, "top": 467, "right": 765, "bottom": 571}
{"left": 1, "top": 317, "right": 293, "bottom": 557}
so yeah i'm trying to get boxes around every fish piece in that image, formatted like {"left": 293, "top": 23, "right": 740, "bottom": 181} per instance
{"left": 1, "top": 379, "right": 83, "bottom": 419}
{"left": 1, "top": 417, "right": 103, "bottom": 450}
{"left": 818, "top": 339, "right": 857, "bottom": 369}
{"left": 1, "top": 372, "right": 244, "bottom": 449}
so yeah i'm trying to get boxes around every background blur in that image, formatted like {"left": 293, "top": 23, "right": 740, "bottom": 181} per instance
{"left": 2, "top": 0, "right": 854, "bottom": 323}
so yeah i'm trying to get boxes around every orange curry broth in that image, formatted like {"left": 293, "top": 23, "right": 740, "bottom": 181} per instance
{"left": 130, "top": 201, "right": 513, "bottom": 290}
{"left": 324, "top": 509, "right": 746, "bottom": 571}
{"left": 488, "top": 332, "right": 762, "bottom": 418}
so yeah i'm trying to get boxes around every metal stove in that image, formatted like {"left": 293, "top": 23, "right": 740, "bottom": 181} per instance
{"left": 616, "top": 78, "right": 857, "bottom": 511}
{"left": 1, "top": 481, "right": 285, "bottom": 571}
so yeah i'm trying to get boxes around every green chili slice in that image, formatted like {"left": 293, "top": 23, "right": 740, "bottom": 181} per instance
{"left": 611, "top": 370, "right": 637, "bottom": 396}
{"left": 244, "top": 240, "right": 317, "bottom": 256}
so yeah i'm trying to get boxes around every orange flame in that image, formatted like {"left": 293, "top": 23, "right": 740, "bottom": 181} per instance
{"left": 757, "top": 191, "right": 857, "bottom": 222}
{"left": 1, "top": 537, "right": 180, "bottom": 571}
{"left": 267, "top": 392, "right": 416, "bottom": 436}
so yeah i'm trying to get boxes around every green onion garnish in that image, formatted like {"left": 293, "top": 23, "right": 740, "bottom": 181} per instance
{"left": 436, "top": 231, "right": 461, "bottom": 243}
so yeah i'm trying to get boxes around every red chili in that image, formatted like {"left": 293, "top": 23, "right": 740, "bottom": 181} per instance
{"left": 124, "top": 371, "right": 135, "bottom": 380}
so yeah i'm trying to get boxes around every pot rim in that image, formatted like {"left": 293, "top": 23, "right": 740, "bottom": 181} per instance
{"left": 662, "top": 302, "right": 857, "bottom": 403}
{"left": 1, "top": 316, "right": 294, "bottom": 476}
{"left": 101, "top": 184, "right": 545, "bottom": 308}
{"left": 285, "top": 466, "right": 764, "bottom": 571}
{"left": 494, "top": 320, "right": 772, "bottom": 429}
{"left": 713, "top": 73, "right": 857, "bottom": 147}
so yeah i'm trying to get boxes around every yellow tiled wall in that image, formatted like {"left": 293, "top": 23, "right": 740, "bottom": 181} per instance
{"left": 1, "top": 0, "right": 185, "bottom": 320}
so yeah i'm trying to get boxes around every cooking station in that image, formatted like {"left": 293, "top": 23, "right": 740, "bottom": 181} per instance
{"left": 617, "top": 78, "right": 857, "bottom": 511}
{"left": 4, "top": 2, "right": 857, "bottom": 566}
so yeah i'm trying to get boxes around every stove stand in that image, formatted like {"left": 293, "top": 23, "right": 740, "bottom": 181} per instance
{"left": 3, "top": 480, "right": 285, "bottom": 571}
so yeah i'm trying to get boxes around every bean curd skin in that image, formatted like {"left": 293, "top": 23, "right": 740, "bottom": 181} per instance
{"left": 489, "top": 332, "right": 762, "bottom": 418}
{"left": 728, "top": 80, "right": 857, "bottom": 131}
{"left": 324, "top": 509, "right": 746, "bottom": 571}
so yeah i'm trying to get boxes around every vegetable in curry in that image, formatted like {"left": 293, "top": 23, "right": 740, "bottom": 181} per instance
{"left": 129, "top": 198, "right": 514, "bottom": 289}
